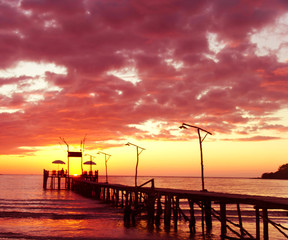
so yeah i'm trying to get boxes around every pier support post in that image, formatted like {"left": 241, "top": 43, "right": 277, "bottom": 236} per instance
{"left": 50, "top": 176, "right": 55, "bottom": 189}
{"left": 146, "top": 192, "right": 156, "bottom": 226}
{"left": 115, "top": 189, "right": 119, "bottom": 207}
{"left": 124, "top": 205, "right": 131, "bottom": 225}
{"left": 124, "top": 191, "right": 131, "bottom": 226}
{"left": 155, "top": 194, "right": 162, "bottom": 227}
{"left": 131, "top": 191, "right": 137, "bottom": 226}
{"left": 96, "top": 186, "right": 101, "bottom": 199}
{"left": 43, "top": 170, "right": 48, "bottom": 190}
{"left": 204, "top": 200, "right": 212, "bottom": 232}
{"left": 255, "top": 207, "right": 260, "bottom": 240}
{"left": 121, "top": 190, "right": 124, "bottom": 207}
{"left": 65, "top": 177, "right": 69, "bottom": 190}
{"left": 188, "top": 199, "right": 196, "bottom": 234}
{"left": 201, "top": 201, "right": 205, "bottom": 235}
{"left": 220, "top": 203, "right": 227, "bottom": 239}
{"left": 164, "top": 195, "right": 172, "bottom": 231}
{"left": 102, "top": 187, "right": 106, "bottom": 200}
{"left": 67, "top": 177, "right": 70, "bottom": 190}
{"left": 173, "top": 196, "right": 179, "bottom": 231}
{"left": 134, "top": 190, "right": 138, "bottom": 210}
{"left": 263, "top": 208, "right": 269, "bottom": 240}
{"left": 106, "top": 187, "right": 110, "bottom": 202}
{"left": 58, "top": 177, "right": 61, "bottom": 190}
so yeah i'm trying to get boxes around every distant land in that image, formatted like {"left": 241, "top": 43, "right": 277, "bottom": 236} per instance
{"left": 261, "top": 163, "right": 288, "bottom": 179}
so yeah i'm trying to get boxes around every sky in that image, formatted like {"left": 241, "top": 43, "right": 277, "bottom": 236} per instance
{"left": 0, "top": 0, "right": 287, "bottom": 177}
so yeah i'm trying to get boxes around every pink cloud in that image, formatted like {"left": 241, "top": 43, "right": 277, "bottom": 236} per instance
{"left": 223, "top": 136, "right": 282, "bottom": 142}
{"left": 0, "top": 0, "right": 287, "bottom": 155}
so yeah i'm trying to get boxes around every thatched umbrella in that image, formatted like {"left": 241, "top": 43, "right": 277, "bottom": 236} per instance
{"left": 83, "top": 160, "right": 96, "bottom": 172}
{"left": 52, "top": 160, "right": 65, "bottom": 170}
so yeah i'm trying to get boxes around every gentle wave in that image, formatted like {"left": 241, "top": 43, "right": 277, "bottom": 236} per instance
{"left": 0, "top": 232, "right": 134, "bottom": 240}
{"left": 0, "top": 211, "right": 122, "bottom": 220}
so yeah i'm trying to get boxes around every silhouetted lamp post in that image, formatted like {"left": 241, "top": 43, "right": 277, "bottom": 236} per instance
{"left": 125, "top": 142, "right": 145, "bottom": 187}
{"left": 97, "top": 151, "right": 111, "bottom": 183}
{"left": 60, "top": 137, "right": 70, "bottom": 176}
{"left": 179, "top": 123, "right": 212, "bottom": 191}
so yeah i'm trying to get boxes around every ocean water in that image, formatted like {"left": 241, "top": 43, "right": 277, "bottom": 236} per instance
{"left": 0, "top": 175, "right": 287, "bottom": 240}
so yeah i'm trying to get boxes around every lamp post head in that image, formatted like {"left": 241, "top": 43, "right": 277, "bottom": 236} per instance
{"left": 179, "top": 125, "right": 188, "bottom": 129}
{"left": 125, "top": 143, "right": 130, "bottom": 146}
{"left": 98, "top": 151, "right": 111, "bottom": 158}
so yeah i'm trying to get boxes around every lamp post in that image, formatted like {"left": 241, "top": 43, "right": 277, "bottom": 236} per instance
{"left": 97, "top": 151, "right": 111, "bottom": 183}
{"left": 80, "top": 136, "right": 87, "bottom": 174}
{"left": 60, "top": 137, "right": 70, "bottom": 176}
{"left": 179, "top": 123, "right": 212, "bottom": 191}
{"left": 125, "top": 142, "right": 145, "bottom": 187}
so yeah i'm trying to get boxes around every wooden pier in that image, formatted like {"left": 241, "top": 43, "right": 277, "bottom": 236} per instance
{"left": 70, "top": 178, "right": 288, "bottom": 240}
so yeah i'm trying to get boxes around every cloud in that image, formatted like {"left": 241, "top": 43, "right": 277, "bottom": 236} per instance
{"left": 0, "top": 0, "right": 287, "bottom": 154}
{"left": 223, "top": 136, "right": 282, "bottom": 142}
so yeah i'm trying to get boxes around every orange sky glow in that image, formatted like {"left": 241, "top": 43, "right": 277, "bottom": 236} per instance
{"left": 0, "top": 0, "right": 287, "bottom": 178}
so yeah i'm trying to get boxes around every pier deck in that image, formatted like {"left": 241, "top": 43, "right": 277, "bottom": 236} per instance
{"left": 70, "top": 179, "right": 288, "bottom": 240}
{"left": 73, "top": 180, "right": 288, "bottom": 209}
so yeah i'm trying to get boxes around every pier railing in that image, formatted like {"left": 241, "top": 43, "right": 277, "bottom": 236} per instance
{"left": 43, "top": 169, "right": 70, "bottom": 190}
{"left": 138, "top": 178, "right": 154, "bottom": 188}
{"left": 70, "top": 178, "right": 288, "bottom": 240}
{"left": 43, "top": 169, "right": 98, "bottom": 190}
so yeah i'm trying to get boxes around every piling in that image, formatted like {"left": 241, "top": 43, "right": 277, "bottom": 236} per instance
{"left": 155, "top": 194, "right": 162, "bottom": 227}
{"left": 263, "top": 208, "right": 269, "bottom": 240}
{"left": 43, "top": 169, "right": 49, "bottom": 189}
{"left": 164, "top": 194, "right": 172, "bottom": 230}
{"left": 188, "top": 199, "right": 196, "bottom": 234}
{"left": 172, "top": 196, "right": 179, "bottom": 231}
{"left": 255, "top": 207, "right": 260, "bottom": 240}
{"left": 220, "top": 202, "right": 227, "bottom": 239}
{"left": 204, "top": 200, "right": 212, "bottom": 232}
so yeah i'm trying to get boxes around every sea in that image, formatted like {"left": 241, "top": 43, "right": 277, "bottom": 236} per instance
{"left": 0, "top": 175, "right": 287, "bottom": 240}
